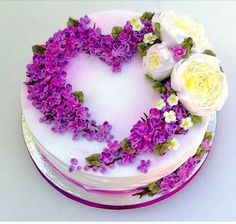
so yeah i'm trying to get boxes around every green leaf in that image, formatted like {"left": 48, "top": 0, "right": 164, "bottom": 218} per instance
{"left": 32, "top": 45, "right": 46, "bottom": 55}
{"left": 67, "top": 17, "right": 79, "bottom": 27}
{"left": 140, "top": 12, "right": 155, "bottom": 20}
{"left": 204, "top": 132, "right": 213, "bottom": 141}
{"left": 189, "top": 115, "right": 202, "bottom": 124}
{"left": 148, "top": 182, "right": 159, "bottom": 194}
{"left": 153, "top": 22, "right": 161, "bottom": 40}
{"left": 85, "top": 153, "right": 101, "bottom": 167}
{"left": 203, "top": 49, "right": 216, "bottom": 57}
{"left": 72, "top": 91, "right": 84, "bottom": 103}
{"left": 181, "top": 37, "right": 194, "bottom": 59}
{"left": 154, "top": 143, "right": 168, "bottom": 155}
{"left": 195, "top": 146, "right": 205, "bottom": 158}
{"left": 145, "top": 73, "right": 156, "bottom": 83}
{"left": 120, "top": 138, "right": 136, "bottom": 154}
{"left": 152, "top": 81, "right": 166, "bottom": 93}
{"left": 111, "top": 26, "right": 123, "bottom": 38}
{"left": 137, "top": 42, "right": 149, "bottom": 57}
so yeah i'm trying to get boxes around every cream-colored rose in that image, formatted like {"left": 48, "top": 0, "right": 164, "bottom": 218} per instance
{"left": 171, "top": 54, "right": 228, "bottom": 116}
{"left": 158, "top": 10, "right": 212, "bottom": 53}
{"left": 143, "top": 43, "right": 175, "bottom": 81}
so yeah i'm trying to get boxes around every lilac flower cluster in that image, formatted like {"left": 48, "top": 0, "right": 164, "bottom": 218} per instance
{"left": 158, "top": 156, "right": 201, "bottom": 192}
{"left": 128, "top": 81, "right": 188, "bottom": 153}
{"left": 154, "top": 137, "right": 212, "bottom": 193}
{"left": 26, "top": 15, "right": 151, "bottom": 142}
{"left": 68, "top": 158, "right": 81, "bottom": 172}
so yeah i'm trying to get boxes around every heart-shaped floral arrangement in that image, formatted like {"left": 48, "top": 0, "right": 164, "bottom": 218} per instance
{"left": 25, "top": 11, "right": 228, "bottom": 181}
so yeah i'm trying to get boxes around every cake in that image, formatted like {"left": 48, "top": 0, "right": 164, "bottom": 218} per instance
{"left": 21, "top": 10, "right": 228, "bottom": 207}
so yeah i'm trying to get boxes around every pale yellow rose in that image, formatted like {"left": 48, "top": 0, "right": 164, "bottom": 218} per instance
{"left": 158, "top": 10, "right": 212, "bottom": 53}
{"left": 171, "top": 54, "right": 228, "bottom": 116}
{"left": 143, "top": 43, "right": 175, "bottom": 81}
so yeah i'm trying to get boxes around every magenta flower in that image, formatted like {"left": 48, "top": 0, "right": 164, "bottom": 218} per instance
{"left": 172, "top": 45, "right": 186, "bottom": 60}
{"left": 121, "top": 153, "right": 135, "bottom": 165}
{"left": 107, "top": 140, "right": 120, "bottom": 154}
{"left": 201, "top": 139, "right": 211, "bottom": 152}
{"left": 137, "top": 159, "right": 151, "bottom": 173}
{"left": 100, "top": 148, "right": 113, "bottom": 164}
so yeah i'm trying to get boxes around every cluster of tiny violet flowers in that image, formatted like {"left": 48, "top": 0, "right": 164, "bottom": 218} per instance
{"left": 68, "top": 158, "right": 82, "bottom": 172}
{"left": 172, "top": 45, "right": 186, "bottom": 60}
{"left": 158, "top": 156, "right": 201, "bottom": 192}
{"left": 157, "top": 133, "right": 212, "bottom": 192}
{"left": 128, "top": 81, "right": 190, "bottom": 154}
{"left": 25, "top": 15, "right": 152, "bottom": 143}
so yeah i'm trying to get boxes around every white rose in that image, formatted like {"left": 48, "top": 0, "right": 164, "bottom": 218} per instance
{"left": 143, "top": 43, "right": 175, "bottom": 81}
{"left": 171, "top": 54, "right": 228, "bottom": 116}
{"left": 158, "top": 10, "right": 212, "bottom": 53}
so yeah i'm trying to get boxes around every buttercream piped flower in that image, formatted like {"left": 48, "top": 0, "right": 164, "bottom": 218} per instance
{"left": 180, "top": 117, "right": 193, "bottom": 130}
{"left": 168, "top": 138, "right": 180, "bottom": 151}
{"left": 143, "top": 43, "right": 175, "bottom": 81}
{"left": 143, "top": 32, "right": 157, "bottom": 44}
{"left": 167, "top": 94, "right": 179, "bottom": 106}
{"left": 158, "top": 10, "right": 212, "bottom": 53}
{"left": 130, "top": 16, "right": 144, "bottom": 31}
{"left": 171, "top": 54, "right": 228, "bottom": 116}
{"left": 156, "top": 98, "right": 166, "bottom": 110}
{"left": 164, "top": 110, "right": 176, "bottom": 123}
{"left": 172, "top": 45, "right": 186, "bottom": 60}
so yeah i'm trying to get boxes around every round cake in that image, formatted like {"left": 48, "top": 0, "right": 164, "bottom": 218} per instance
{"left": 21, "top": 10, "right": 228, "bottom": 208}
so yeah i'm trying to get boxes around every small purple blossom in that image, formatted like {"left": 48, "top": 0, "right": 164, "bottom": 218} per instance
{"left": 83, "top": 165, "right": 90, "bottom": 171}
{"left": 92, "top": 166, "right": 98, "bottom": 172}
{"left": 159, "top": 174, "right": 176, "bottom": 191}
{"left": 100, "top": 148, "right": 113, "bottom": 164}
{"left": 68, "top": 165, "right": 75, "bottom": 173}
{"left": 77, "top": 165, "right": 82, "bottom": 171}
{"left": 107, "top": 140, "right": 120, "bottom": 154}
{"left": 121, "top": 153, "right": 135, "bottom": 165}
{"left": 176, "top": 156, "right": 200, "bottom": 180}
{"left": 137, "top": 159, "right": 151, "bottom": 173}
{"left": 172, "top": 45, "right": 186, "bottom": 60}
{"left": 100, "top": 165, "right": 107, "bottom": 173}
{"left": 70, "top": 158, "right": 78, "bottom": 165}
{"left": 201, "top": 139, "right": 211, "bottom": 152}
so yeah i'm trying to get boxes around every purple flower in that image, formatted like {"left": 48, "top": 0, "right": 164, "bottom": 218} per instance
{"left": 100, "top": 148, "right": 113, "bottom": 164}
{"left": 79, "top": 15, "right": 90, "bottom": 28}
{"left": 164, "top": 123, "right": 179, "bottom": 136}
{"left": 108, "top": 140, "right": 120, "bottom": 154}
{"left": 201, "top": 139, "right": 211, "bottom": 152}
{"left": 121, "top": 153, "right": 135, "bottom": 165}
{"left": 83, "top": 165, "right": 90, "bottom": 171}
{"left": 172, "top": 45, "right": 186, "bottom": 60}
{"left": 70, "top": 158, "right": 78, "bottom": 165}
{"left": 137, "top": 159, "right": 151, "bottom": 173}
{"left": 68, "top": 165, "right": 75, "bottom": 173}
{"left": 177, "top": 156, "right": 200, "bottom": 179}
{"left": 173, "top": 104, "right": 187, "bottom": 120}
{"left": 160, "top": 174, "right": 176, "bottom": 191}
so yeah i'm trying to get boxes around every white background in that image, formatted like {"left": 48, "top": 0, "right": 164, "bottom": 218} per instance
{"left": 0, "top": 0, "right": 236, "bottom": 221}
